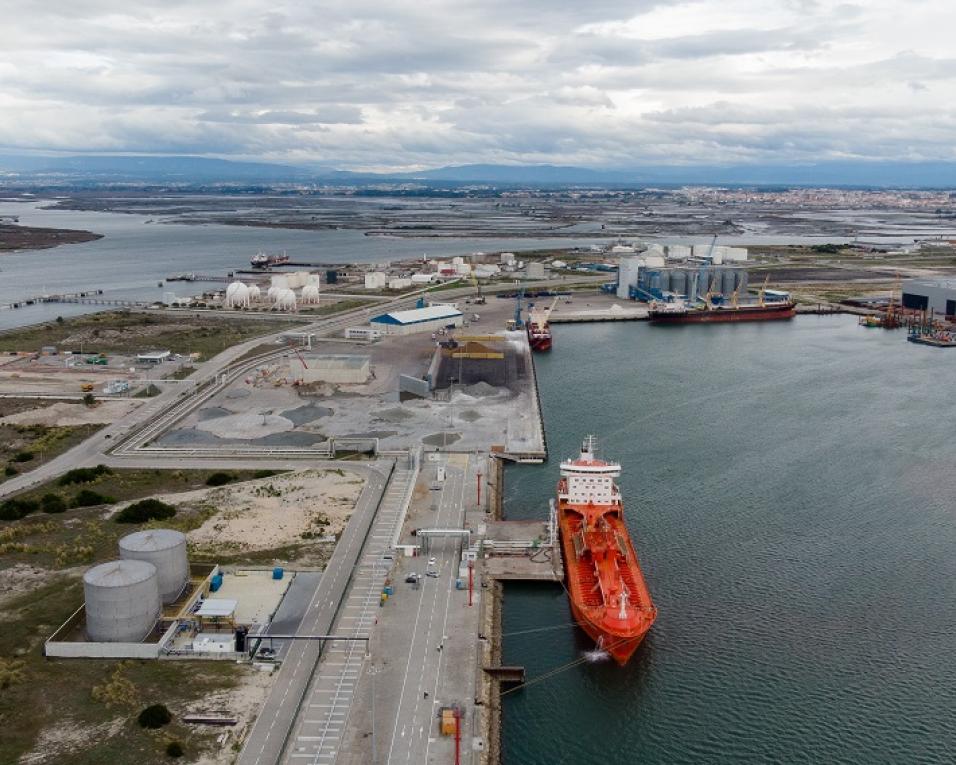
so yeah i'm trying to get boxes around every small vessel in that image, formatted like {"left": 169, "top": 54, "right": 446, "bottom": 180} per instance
{"left": 556, "top": 436, "right": 656, "bottom": 665}
{"left": 526, "top": 297, "right": 557, "bottom": 352}
{"left": 250, "top": 251, "right": 290, "bottom": 268}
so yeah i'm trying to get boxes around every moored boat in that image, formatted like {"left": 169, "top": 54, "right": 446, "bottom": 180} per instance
{"left": 556, "top": 436, "right": 656, "bottom": 664}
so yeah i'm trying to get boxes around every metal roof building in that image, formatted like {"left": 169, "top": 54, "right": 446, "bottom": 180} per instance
{"left": 902, "top": 278, "right": 956, "bottom": 317}
{"left": 370, "top": 305, "right": 464, "bottom": 335}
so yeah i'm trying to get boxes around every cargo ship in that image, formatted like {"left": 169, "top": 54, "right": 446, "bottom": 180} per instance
{"left": 556, "top": 436, "right": 656, "bottom": 665}
{"left": 526, "top": 297, "right": 557, "bottom": 352}
{"left": 250, "top": 251, "right": 290, "bottom": 268}
{"left": 649, "top": 288, "right": 795, "bottom": 324}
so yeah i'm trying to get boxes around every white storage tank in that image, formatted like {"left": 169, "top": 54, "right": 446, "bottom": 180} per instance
{"left": 119, "top": 529, "right": 189, "bottom": 604}
{"left": 83, "top": 560, "right": 161, "bottom": 643}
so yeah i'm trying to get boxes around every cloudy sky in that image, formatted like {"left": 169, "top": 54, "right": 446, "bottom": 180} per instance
{"left": 0, "top": 0, "right": 954, "bottom": 170}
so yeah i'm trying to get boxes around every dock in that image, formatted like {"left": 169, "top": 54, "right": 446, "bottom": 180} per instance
{"left": 550, "top": 305, "right": 648, "bottom": 323}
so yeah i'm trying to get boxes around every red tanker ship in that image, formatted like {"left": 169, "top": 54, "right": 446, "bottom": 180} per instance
{"left": 556, "top": 436, "right": 656, "bottom": 664}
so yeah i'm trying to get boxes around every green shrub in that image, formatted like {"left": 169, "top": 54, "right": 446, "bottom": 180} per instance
{"left": 166, "top": 740, "right": 184, "bottom": 758}
{"left": 40, "top": 493, "right": 67, "bottom": 514}
{"left": 205, "top": 472, "right": 236, "bottom": 487}
{"left": 4, "top": 465, "right": 17, "bottom": 477}
{"left": 137, "top": 703, "right": 172, "bottom": 729}
{"left": 0, "top": 498, "right": 38, "bottom": 521}
{"left": 115, "top": 498, "right": 177, "bottom": 524}
{"left": 58, "top": 464, "right": 111, "bottom": 486}
{"left": 72, "top": 489, "right": 115, "bottom": 508}
{"left": 253, "top": 469, "right": 277, "bottom": 479}
{"left": 13, "top": 451, "right": 34, "bottom": 463}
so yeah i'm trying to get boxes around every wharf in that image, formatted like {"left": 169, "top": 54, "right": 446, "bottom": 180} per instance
{"left": 550, "top": 305, "right": 648, "bottom": 323}
{"left": 481, "top": 519, "right": 562, "bottom": 581}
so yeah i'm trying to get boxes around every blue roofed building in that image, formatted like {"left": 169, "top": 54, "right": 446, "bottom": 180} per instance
{"left": 369, "top": 305, "right": 464, "bottom": 335}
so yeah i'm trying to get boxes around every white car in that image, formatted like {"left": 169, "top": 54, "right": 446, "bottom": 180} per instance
{"left": 427, "top": 557, "right": 437, "bottom": 567}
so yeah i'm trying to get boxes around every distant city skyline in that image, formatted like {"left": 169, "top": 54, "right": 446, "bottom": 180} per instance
{"left": 1, "top": 1, "right": 954, "bottom": 173}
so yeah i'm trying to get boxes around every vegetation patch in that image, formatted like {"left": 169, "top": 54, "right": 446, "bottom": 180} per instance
{"left": 115, "top": 498, "right": 177, "bottom": 524}
{"left": 0, "top": 578, "right": 247, "bottom": 764}
{"left": 205, "top": 471, "right": 236, "bottom": 487}
{"left": 0, "top": 310, "right": 306, "bottom": 360}
{"left": 137, "top": 703, "right": 172, "bottom": 729}
{"left": 58, "top": 464, "right": 112, "bottom": 486}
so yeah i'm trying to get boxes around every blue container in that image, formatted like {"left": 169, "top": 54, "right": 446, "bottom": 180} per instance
{"left": 272, "top": 567, "right": 284, "bottom": 580}
{"left": 455, "top": 578, "right": 465, "bottom": 590}
{"left": 210, "top": 573, "right": 223, "bottom": 592}
{"left": 384, "top": 585, "right": 393, "bottom": 596}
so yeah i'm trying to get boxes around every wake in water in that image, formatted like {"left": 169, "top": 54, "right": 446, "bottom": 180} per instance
{"left": 584, "top": 648, "right": 611, "bottom": 663}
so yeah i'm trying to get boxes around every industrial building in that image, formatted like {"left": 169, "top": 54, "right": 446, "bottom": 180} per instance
{"left": 292, "top": 354, "right": 371, "bottom": 384}
{"left": 344, "top": 327, "right": 385, "bottom": 341}
{"left": 901, "top": 278, "right": 956, "bottom": 317}
{"left": 617, "top": 263, "right": 748, "bottom": 303}
{"left": 364, "top": 272, "right": 387, "bottom": 289}
{"left": 370, "top": 305, "right": 464, "bottom": 335}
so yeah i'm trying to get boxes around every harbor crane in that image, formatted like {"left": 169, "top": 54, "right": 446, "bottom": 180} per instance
{"left": 469, "top": 269, "right": 486, "bottom": 305}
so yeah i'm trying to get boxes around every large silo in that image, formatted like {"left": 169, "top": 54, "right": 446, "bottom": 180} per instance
{"left": 119, "top": 529, "right": 189, "bottom": 604}
{"left": 735, "top": 269, "right": 749, "bottom": 295}
{"left": 83, "top": 560, "right": 161, "bottom": 642}
{"left": 721, "top": 268, "right": 736, "bottom": 296}
{"left": 670, "top": 269, "right": 687, "bottom": 297}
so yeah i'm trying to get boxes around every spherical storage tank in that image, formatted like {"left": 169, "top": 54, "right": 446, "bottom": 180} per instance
{"left": 119, "top": 529, "right": 189, "bottom": 604}
{"left": 247, "top": 283, "right": 261, "bottom": 301}
{"left": 83, "top": 560, "right": 161, "bottom": 642}
{"left": 224, "top": 281, "right": 250, "bottom": 308}
{"left": 301, "top": 284, "right": 320, "bottom": 304}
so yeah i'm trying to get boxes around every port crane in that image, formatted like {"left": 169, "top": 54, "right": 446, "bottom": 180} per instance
{"left": 469, "top": 268, "right": 486, "bottom": 305}
{"left": 507, "top": 285, "right": 525, "bottom": 330}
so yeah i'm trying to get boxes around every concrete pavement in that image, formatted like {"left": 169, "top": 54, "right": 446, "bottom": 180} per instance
{"left": 237, "top": 459, "right": 397, "bottom": 765}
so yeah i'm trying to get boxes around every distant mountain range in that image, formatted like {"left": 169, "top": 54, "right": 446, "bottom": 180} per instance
{"left": 1, "top": 154, "right": 955, "bottom": 188}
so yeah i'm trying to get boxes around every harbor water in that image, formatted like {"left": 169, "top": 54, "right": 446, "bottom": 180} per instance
{"left": 502, "top": 316, "right": 956, "bottom": 764}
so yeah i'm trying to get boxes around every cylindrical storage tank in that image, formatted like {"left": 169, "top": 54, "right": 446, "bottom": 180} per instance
{"left": 687, "top": 272, "right": 699, "bottom": 301}
{"left": 670, "top": 270, "right": 687, "bottom": 296}
{"left": 83, "top": 560, "right": 161, "bottom": 643}
{"left": 119, "top": 529, "right": 189, "bottom": 604}
{"left": 721, "top": 269, "right": 736, "bottom": 296}
{"left": 658, "top": 270, "right": 671, "bottom": 292}
{"left": 736, "top": 270, "right": 749, "bottom": 295}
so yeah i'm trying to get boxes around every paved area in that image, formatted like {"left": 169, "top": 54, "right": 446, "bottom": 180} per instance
{"left": 336, "top": 454, "right": 486, "bottom": 765}
{"left": 237, "top": 460, "right": 398, "bottom": 765}
{"left": 266, "top": 572, "right": 322, "bottom": 661}
{"left": 281, "top": 460, "right": 418, "bottom": 764}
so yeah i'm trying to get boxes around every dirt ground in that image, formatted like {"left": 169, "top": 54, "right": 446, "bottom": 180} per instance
{"left": 101, "top": 469, "right": 365, "bottom": 554}
{"left": 187, "top": 666, "right": 276, "bottom": 765}
{"left": 0, "top": 399, "right": 141, "bottom": 426}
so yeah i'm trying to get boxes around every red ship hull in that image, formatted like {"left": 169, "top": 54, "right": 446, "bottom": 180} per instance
{"left": 651, "top": 302, "right": 795, "bottom": 323}
{"left": 557, "top": 503, "right": 655, "bottom": 665}
{"left": 527, "top": 323, "right": 552, "bottom": 351}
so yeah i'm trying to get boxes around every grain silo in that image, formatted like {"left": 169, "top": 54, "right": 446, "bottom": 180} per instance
{"left": 119, "top": 529, "right": 189, "bottom": 604}
{"left": 83, "top": 560, "right": 161, "bottom": 642}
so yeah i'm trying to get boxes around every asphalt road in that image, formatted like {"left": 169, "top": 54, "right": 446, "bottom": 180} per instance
{"left": 381, "top": 459, "right": 468, "bottom": 765}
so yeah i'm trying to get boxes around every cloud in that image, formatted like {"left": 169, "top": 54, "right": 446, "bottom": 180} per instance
{"left": 0, "top": 0, "right": 954, "bottom": 169}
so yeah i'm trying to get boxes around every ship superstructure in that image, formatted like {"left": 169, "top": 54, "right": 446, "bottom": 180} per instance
{"left": 526, "top": 296, "right": 557, "bottom": 352}
{"left": 556, "top": 436, "right": 656, "bottom": 664}
{"left": 250, "top": 251, "right": 291, "bottom": 268}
